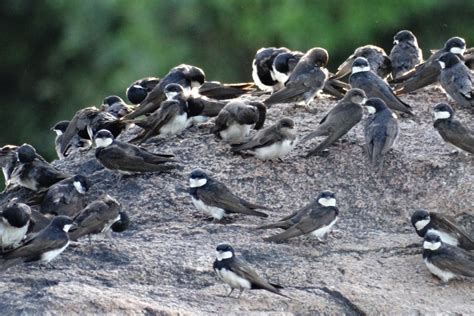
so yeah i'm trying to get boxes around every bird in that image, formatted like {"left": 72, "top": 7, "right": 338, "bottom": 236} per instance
{"left": 349, "top": 57, "right": 414, "bottom": 116}
{"left": 51, "top": 120, "right": 91, "bottom": 159}
{"left": 188, "top": 169, "right": 268, "bottom": 221}
{"left": 10, "top": 144, "right": 69, "bottom": 191}
{"left": 438, "top": 52, "right": 473, "bottom": 108}
{"left": 422, "top": 232, "right": 474, "bottom": 283}
{"left": 230, "top": 118, "right": 297, "bottom": 161}
{"left": 262, "top": 191, "right": 338, "bottom": 243}
{"left": 35, "top": 175, "right": 90, "bottom": 217}
{"left": 125, "top": 64, "right": 205, "bottom": 119}
{"left": 264, "top": 47, "right": 329, "bottom": 107}
{"left": 0, "top": 215, "right": 73, "bottom": 271}
{"left": 392, "top": 36, "right": 466, "bottom": 94}
{"left": 411, "top": 209, "right": 474, "bottom": 251}
{"left": 185, "top": 94, "right": 227, "bottom": 124}
{"left": 101, "top": 95, "right": 134, "bottom": 118}
{"left": 211, "top": 100, "right": 266, "bottom": 143}
{"left": 213, "top": 244, "right": 290, "bottom": 298}
{"left": 126, "top": 77, "right": 161, "bottom": 104}
{"left": 252, "top": 47, "right": 290, "bottom": 92}
{"left": 68, "top": 195, "right": 127, "bottom": 241}
{"left": 127, "top": 83, "right": 189, "bottom": 144}
{"left": 389, "top": 30, "right": 423, "bottom": 79}
{"left": 333, "top": 45, "right": 391, "bottom": 80}
{"left": 0, "top": 201, "right": 34, "bottom": 251}
{"left": 302, "top": 88, "right": 367, "bottom": 156}
{"left": 94, "top": 129, "right": 178, "bottom": 174}
{"left": 363, "top": 98, "right": 399, "bottom": 172}
{"left": 433, "top": 103, "right": 474, "bottom": 154}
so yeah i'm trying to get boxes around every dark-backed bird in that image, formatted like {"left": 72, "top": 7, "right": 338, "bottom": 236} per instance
{"left": 213, "top": 244, "right": 290, "bottom": 298}
{"left": 333, "top": 45, "right": 391, "bottom": 80}
{"left": 411, "top": 209, "right": 474, "bottom": 251}
{"left": 0, "top": 145, "right": 48, "bottom": 188}
{"left": 302, "top": 88, "right": 366, "bottom": 156}
{"left": 126, "top": 77, "right": 161, "bottom": 104}
{"left": 186, "top": 94, "right": 227, "bottom": 124}
{"left": 1, "top": 201, "right": 34, "bottom": 250}
{"left": 101, "top": 95, "right": 134, "bottom": 118}
{"left": 231, "top": 118, "right": 297, "bottom": 161}
{"left": 51, "top": 120, "right": 91, "bottom": 159}
{"left": 94, "top": 129, "right": 178, "bottom": 174}
{"left": 433, "top": 103, "right": 474, "bottom": 154}
{"left": 188, "top": 169, "right": 268, "bottom": 221}
{"left": 252, "top": 47, "right": 290, "bottom": 92}
{"left": 211, "top": 100, "right": 266, "bottom": 143}
{"left": 390, "top": 30, "right": 423, "bottom": 79}
{"left": 350, "top": 57, "right": 414, "bottom": 116}
{"left": 438, "top": 52, "right": 473, "bottom": 108}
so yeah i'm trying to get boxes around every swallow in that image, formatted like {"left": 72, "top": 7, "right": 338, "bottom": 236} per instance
{"left": 262, "top": 191, "right": 338, "bottom": 243}
{"left": 213, "top": 244, "right": 290, "bottom": 298}
{"left": 185, "top": 94, "right": 227, "bottom": 124}
{"left": 411, "top": 209, "right": 474, "bottom": 251}
{"left": 349, "top": 57, "right": 414, "bottom": 115}
{"left": 363, "top": 98, "right": 399, "bottom": 172}
{"left": 126, "top": 77, "right": 160, "bottom": 104}
{"left": 392, "top": 37, "right": 466, "bottom": 94}
{"left": 68, "top": 195, "right": 125, "bottom": 241}
{"left": 188, "top": 169, "right": 268, "bottom": 220}
{"left": 389, "top": 30, "right": 423, "bottom": 79}
{"left": 438, "top": 52, "right": 473, "bottom": 108}
{"left": 110, "top": 211, "right": 130, "bottom": 233}
{"left": 333, "top": 45, "right": 391, "bottom": 80}
{"left": 10, "top": 144, "right": 69, "bottom": 191}
{"left": 264, "top": 48, "right": 329, "bottom": 107}
{"left": 125, "top": 64, "right": 205, "bottom": 119}
{"left": 94, "top": 129, "right": 178, "bottom": 174}
{"left": 252, "top": 47, "right": 290, "bottom": 92}
{"left": 302, "top": 88, "right": 366, "bottom": 156}
{"left": 422, "top": 232, "right": 474, "bottom": 283}
{"left": 0, "top": 215, "right": 73, "bottom": 271}
{"left": 51, "top": 120, "right": 91, "bottom": 159}
{"left": 101, "top": 95, "right": 134, "bottom": 118}
{"left": 127, "top": 83, "right": 188, "bottom": 143}
{"left": 211, "top": 100, "right": 266, "bottom": 143}
{"left": 1, "top": 201, "right": 34, "bottom": 251}
{"left": 432, "top": 103, "right": 474, "bottom": 154}
{"left": 231, "top": 118, "right": 297, "bottom": 161}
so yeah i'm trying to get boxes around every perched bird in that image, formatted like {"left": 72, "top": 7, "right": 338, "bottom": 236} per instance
{"left": 363, "top": 98, "right": 399, "bottom": 172}
{"left": 51, "top": 120, "right": 91, "bottom": 159}
{"left": 10, "top": 144, "right": 69, "bottom": 191}
{"left": 126, "top": 77, "right": 161, "bottom": 104}
{"left": 411, "top": 209, "right": 474, "bottom": 251}
{"left": 68, "top": 195, "right": 127, "bottom": 241}
{"left": 186, "top": 94, "right": 227, "bottom": 124}
{"left": 302, "top": 88, "right": 367, "bottom": 156}
{"left": 128, "top": 84, "right": 188, "bottom": 144}
{"left": 264, "top": 48, "right": 329, "bottom": 107}
{"left": 101, "top": 95, "right": 134, "bottom": 118}
{"left": 211, "top": 100, "right": 266, "bottom": 143}
{"left": 95, "top": 129, "right": 178, "bottom": 174}
{"left": 252, "top": 47, "right": 290, "bottom": 92}
{"left": 0, "top": 215, "right": 73, "bottom": 271}
{"left": 422, "top": 232, "right": 474, "bottom": 283}
{"left": 231, "top": 118, "right": 297, "bottom": 161}
{"left": 0, "top": 201, "right": 34, "bottom": 250}
{"left": 262, "top": 191, "right": 338, "bottom": 243}
{"left": 188, "top": 169, "right": 268, "bottom": 221}
{"left": 350, "top": 57, "right": 414, "bottom": 116}
{"left": 36, "top": 175, "right": 90, "bottom": 217}
{"left": 333, "top": 45, "right": 391, "bottom": 80}
{"left": 393, "top": 37, "right": 466, "bottom": 94}
{"left": 0, "top": 145, "right": 22, "bottom": 188}
{"left": 438, "top": 52, "right": 473, "bottom": 108}
{"left": 213, "top": 244, "right": 290, "bottom": 298}
{"left": 433, "top": 103, "right": 474, "bottom": 154}
{"left": 125, "top": 64, "right": 205, "bottom": 119}
{"left": 389, "top": 30, "right": 423, "bottom": 79}
{"left": 110, "top": 211, "right": 130, "bottom": 233}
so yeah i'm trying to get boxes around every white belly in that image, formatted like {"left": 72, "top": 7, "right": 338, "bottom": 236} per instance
{"left": 220, "top": 124, "right": 252, "bottom": 143}
{"left": 41, "top": 241, "right": 70, "bottom": 263}
{"left": 191, "top": 197, "right": 226, "bottom": 220}
{"left": 424, "top": 258, "right": 456, "bottom": 282}
{"left": 255, "top": 139, "right": 296, "bottom": 160}
{"left": 310, "top": 217, "right": 338, "bottom": 238}
{"left": 252, "top": 62, "right": 272, "bottom": 92}
{"left": 2, "top": 167, "right": 10, "bottom": 182}
{"left": 427, "top": 228, "right": 459, "bottom": 247}
{"left": 160, "top": 113, "right": 188, "bottom": 136}
{"left": 18, "top": 177, "right": 39, "bottom": 191}
{"left": 272, "top": 67, "right": 289, "bottom": 85}
{"left": 216, "top": 268, "right": 251, "bottom": 290}
{"left": 0, "top": 222, "right": 29, "bottom": 248}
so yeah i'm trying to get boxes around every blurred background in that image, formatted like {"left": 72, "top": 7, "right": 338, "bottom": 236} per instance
{"left": 1, "top": 0, "right": 473, "bottom": 162}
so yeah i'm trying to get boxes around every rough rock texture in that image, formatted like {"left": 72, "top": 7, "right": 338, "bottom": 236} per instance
{"left": 0, "top": 87, "right": 473, "bottom": 315}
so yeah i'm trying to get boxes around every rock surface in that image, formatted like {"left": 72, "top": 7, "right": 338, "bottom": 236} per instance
{"left": 0, "top": 87, "right": 473, "bottom": 315}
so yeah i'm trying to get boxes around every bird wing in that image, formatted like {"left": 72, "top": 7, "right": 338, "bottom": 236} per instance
{"left": 137, "top": 101, "right": 182, "bottom": 142}
{"left": 229, "top": 257, "right": 283, "bottom": 294}
{"left": 436, "top": 120, "right": 474, "bottom": 154}
{"left": 2, "top": 230, "right": 67, "bottom": 260}
{"left": 211, "top": 109, "right": 232, "bottom": 135}
{"left": 430, "top": 247, "right": 474, "bottom": 278}
{"left": 332, "top": 55, "right": 355, "bottom": 79}
{"left": 231, "top": 127, "right": 282, "bottom": 151}
{"left": 393, "top": 61, "right": 440, "bottom": 94}
{"left": 381, "top": 116, "right": 399, "bottom": 155}
{"left": 60, "top": 108, "right": 97, "bottom": 154}
{"left": 432, "top": 213, "right": 474, "bottom": 249}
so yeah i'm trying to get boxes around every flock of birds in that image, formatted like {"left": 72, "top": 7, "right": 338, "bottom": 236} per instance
{"left": 0, "top": 29, "right": 473, "bottom": 299}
